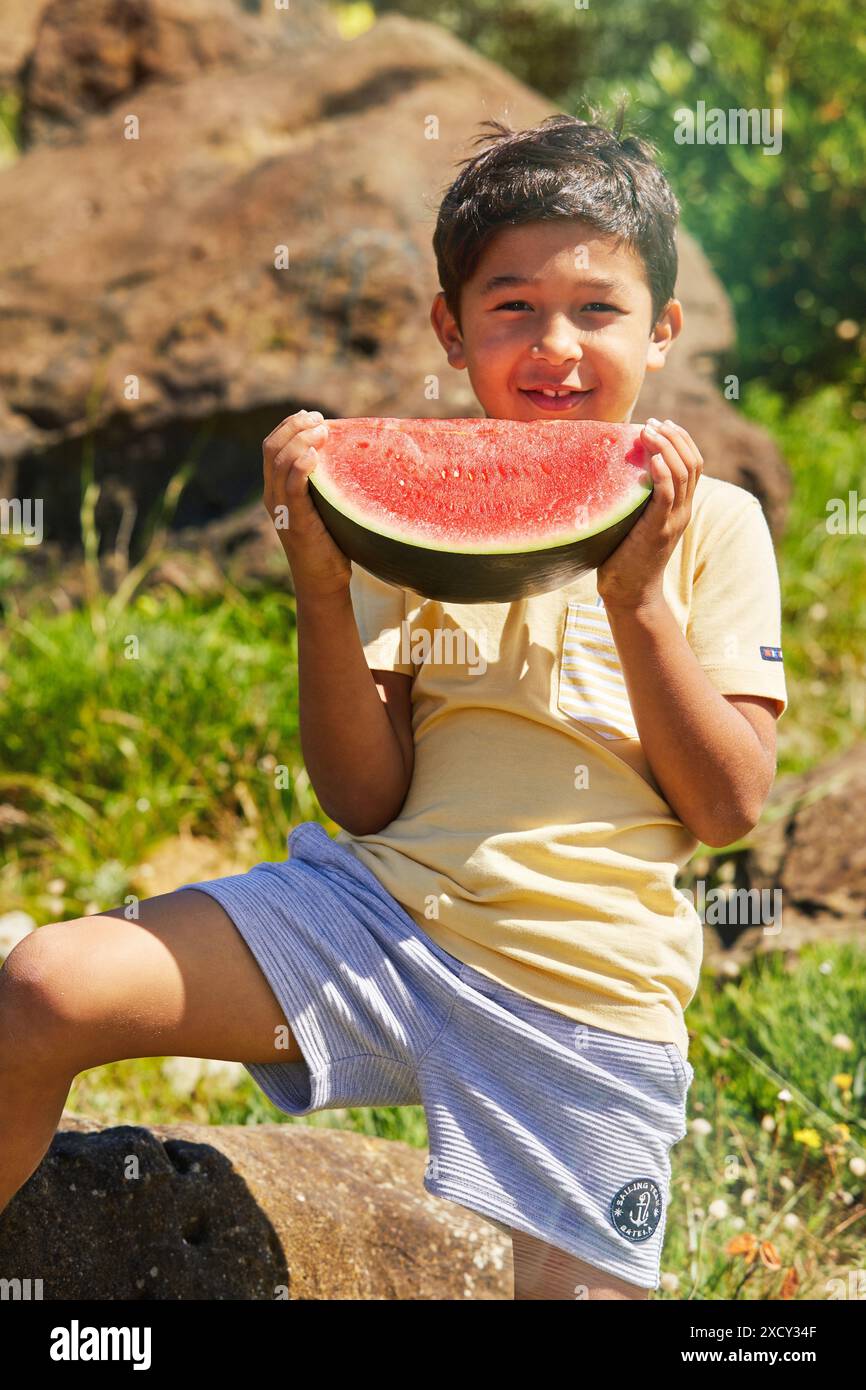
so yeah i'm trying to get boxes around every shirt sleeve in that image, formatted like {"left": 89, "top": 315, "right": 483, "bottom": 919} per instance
{"left": 347, "top": 561, "right": 416, "bottom": 675}
{"left": 686, "top": 490, "right": 788, "bottom": 717}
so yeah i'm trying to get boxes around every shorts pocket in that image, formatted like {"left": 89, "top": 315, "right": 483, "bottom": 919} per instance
{"left": 557, "top": 600, "right": 639, "bottom": 742}
{"left": 664, "top": 1042, "right": 693, "bottom": 1090}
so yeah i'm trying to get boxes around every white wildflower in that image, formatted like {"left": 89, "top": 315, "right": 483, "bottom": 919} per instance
{"left": 0, "top": 911, "right": 36, "bottom": 959}
{"left": 161, "top": 1057, "right": 204, "bottom": 1096}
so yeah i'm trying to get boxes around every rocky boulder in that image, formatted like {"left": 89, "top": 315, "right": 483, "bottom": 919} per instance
{"left": 0, "top": 0, "right": 49, "bottom": 96}
{"left": 0, "top": 1114, "right": 512, "bottom": 1299}
{"left": 15, "top": 0, "right": 340, "bottom": 149}
{"left": 698, "top": 741, "right": 866, "bottom": 969}
{"left": 746, "top": 741, "right": 866, "bottom": 926}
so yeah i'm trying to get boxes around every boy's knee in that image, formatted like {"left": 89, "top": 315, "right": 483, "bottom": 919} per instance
{"left": 0, "top": 924, "right": 93, "bottom": 1067}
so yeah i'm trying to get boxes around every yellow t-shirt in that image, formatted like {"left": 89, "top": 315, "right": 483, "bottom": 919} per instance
{"left": 333, "top": 474, "right": 788, "bottom": 1061}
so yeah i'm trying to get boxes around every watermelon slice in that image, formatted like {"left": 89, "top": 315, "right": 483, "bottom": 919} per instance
{"left": 308, "top": 417, "right": 652, "bottom": 603}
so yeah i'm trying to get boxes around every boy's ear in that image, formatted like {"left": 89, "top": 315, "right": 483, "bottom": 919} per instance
{"left": 646, "top": 298, "right": 683, "bottom": 372}
{"left": 430, "top": 291, "right": 467, "bottom": 370}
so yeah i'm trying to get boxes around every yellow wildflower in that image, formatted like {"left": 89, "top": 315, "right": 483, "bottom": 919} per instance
{"left": 792, "top": 1128, "right": 823, "bottom": 1149}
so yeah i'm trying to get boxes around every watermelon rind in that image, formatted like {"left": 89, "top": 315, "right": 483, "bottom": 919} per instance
{"left": 306, "top": 420, "right": 653, "bottom": 603}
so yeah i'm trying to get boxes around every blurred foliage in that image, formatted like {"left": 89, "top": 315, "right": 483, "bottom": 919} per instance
{"left": 0, "top": 89, "right": 21, "bottom": 170}
{"left": 740, "top": 382, "right": 866, "bottom": 773}
{"left": 366, "top": 0, "right": 866, "bottom": 400}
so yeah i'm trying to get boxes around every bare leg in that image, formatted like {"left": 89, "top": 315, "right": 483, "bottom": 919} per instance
{"left": 0, "top": 887, "right": 302, "bottom": 1217}
{"left": 510, "top": 1228, "right": 650, "bottom": 1300}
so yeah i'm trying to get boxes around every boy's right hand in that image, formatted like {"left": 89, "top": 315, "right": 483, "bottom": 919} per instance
{"left": 262, "top": 409, "right": 352, "bottom": 600}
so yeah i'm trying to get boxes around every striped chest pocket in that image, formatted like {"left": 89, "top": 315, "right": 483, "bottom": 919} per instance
{"left": 556, "top": 599, "right": 639, "bottom": 742}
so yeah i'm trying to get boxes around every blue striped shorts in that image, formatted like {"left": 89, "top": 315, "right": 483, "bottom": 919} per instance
{"left": 176, "top": 819, "right": 694, "bottom": 1290}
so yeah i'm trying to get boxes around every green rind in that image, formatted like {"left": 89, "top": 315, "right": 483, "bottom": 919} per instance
{"left": 309, "top": 481, "right": 653, "bottom": 603}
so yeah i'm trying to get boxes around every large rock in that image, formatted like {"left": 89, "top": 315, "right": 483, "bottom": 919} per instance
{"left": 746, "top": 742, "right": 866, "bottom": 923}
{"left": 0, "top": 0, "right": 50, "bottom": 95}
{"left": 0, "top": 9, "right": 790, "bottom": 565}
{"left": 699, "top": 742, "right": 866, "bottom": 969}
{"left": 0, "top": 1115, "right": 511, "bottom": 1299}
{"left": 16, "top": 0, "right": 340, "bottom": 149}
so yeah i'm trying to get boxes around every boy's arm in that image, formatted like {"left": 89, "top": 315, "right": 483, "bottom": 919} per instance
{"left": 723, "top": 693, "right": 779, "bottom": 780}
{"left": 603, "top": 598, "right": 779, "bottom": 846}
{"left": 597, "top": 417, "right": 786, "bottom": 849}
{"left": 370, "top": 668, "right": 415, "bottom": 784}
{"left": 262, "top": 410, "right": 414, "bottom": 838}
{"left": 295, "top": 592, "right": 413, "bottom": 837}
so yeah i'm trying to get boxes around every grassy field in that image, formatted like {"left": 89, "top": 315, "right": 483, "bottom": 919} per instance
{"left": 1, "top": 383, "right": 864, "bottom": 1298}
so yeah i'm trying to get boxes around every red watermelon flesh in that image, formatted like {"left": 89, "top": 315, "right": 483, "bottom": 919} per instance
{"left": 308, "top": 417, "right": 652, "bottom": 603}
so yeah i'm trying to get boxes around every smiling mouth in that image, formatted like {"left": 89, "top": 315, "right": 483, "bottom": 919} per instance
{"left": 519, "top": 387, "right": 594, "bottom": 411}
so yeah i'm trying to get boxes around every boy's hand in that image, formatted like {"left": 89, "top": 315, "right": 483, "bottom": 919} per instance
{"left": 596, "top": 417, "right": 703, "bottom": 611}
{"left": 262, "top": 409, "right": 352, "bottom": 600}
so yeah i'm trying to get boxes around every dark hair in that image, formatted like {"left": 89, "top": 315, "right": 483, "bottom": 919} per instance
{"left": 431, "top": 108, "right": 680, "bottom": 333}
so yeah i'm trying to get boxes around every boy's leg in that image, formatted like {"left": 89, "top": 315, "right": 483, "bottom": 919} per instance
{"left": 0, "top": 887, "right": 302, "bottom": 1216}
{"left": 510, "top": 1228, "right": 649, "bottom": 1301}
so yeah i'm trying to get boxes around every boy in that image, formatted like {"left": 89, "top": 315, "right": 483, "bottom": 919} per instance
{"left": 0, "top": 115, "right": 787, "bottom": 1300}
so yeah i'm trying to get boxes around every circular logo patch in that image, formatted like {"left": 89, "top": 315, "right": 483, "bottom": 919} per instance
{"left": 609, "top": 1178, "right": 663, "bottom": 1242}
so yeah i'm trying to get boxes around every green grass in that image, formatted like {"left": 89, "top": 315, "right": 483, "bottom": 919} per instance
{"left": 662, "top": 940, "right": 866, "bottom": 1300}
{"left": 0, "top": 584, "right": 322, "bottom": 919}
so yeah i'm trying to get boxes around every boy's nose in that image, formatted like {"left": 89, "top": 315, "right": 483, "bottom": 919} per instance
{"left": 530, "top": 327, "right": 584, "bottom": 360}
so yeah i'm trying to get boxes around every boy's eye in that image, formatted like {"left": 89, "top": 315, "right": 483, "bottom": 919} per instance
{"left": 493, "top": 300, "right": 619, "bottom": 313}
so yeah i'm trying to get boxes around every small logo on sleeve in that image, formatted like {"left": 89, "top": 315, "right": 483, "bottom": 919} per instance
{"left": 759, "top": 645, "right": 784, "bottom": 662}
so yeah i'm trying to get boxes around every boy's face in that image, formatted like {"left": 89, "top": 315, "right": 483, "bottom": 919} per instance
{"left": 430, "top": 220, "right": 682, "bottom": 424}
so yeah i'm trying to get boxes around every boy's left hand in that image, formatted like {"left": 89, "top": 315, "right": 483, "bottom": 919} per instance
{"left": 596, "top": 417, "right": 703, "bottom": 611}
